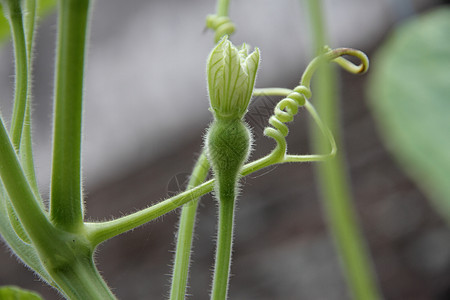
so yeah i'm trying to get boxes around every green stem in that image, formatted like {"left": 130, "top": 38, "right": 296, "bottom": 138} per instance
{"left": 85, "top": 179, "right": 215, "bottom": 246}
{"left": 20, "top": 96, "right": 41, "bottom": 201}
{"left": 1, "top": 117, "right": 116, "bottom": 299}
{"left": 206, "top": 0, "right": 234, "bottom": 42}
{"left": 211, "top": 194, "right": 235, "bottom": 300}
{"left": 4, "top": 1, "right": 28, "bottom": 151}
{"left": 50, "top": 0, "right": 90, "bottom": 231}
{"left": 49, "top": 256, "right": 116, "bottom": 300}
{"left": 20, "top": 0, "right": 41, "bottom": 201}
{"left": 0, "top": 185, "right": 52, "bottom": 283}
{"left": 0, "top": 119, "right": 57, "bottom": 254}
{"left": 2, "top": 0, "right": 41, "bottom": 201}
{"left": 170, "top": 151, "right": 210, "bottom": 300}
{"left": 216, "top": 0, "right": 230, "bottom": 16}
{"left": 253, "top": 87, "right": 292, "bottom": 96}
{"left": 305, "top": 0, "right": 381, "bottom": 299}
{"left": 23, "top": 0, "right": 37, "bottom": 51}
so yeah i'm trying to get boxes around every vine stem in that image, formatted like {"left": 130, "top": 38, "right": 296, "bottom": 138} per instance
{"left": 206, "top": 0, "right": 234, "bottom": 43}
{"left": 49, "top": 256, "right": 116, "bottom": 300}
{"left": 5, "top": 1, "right": 28, "bottom": 151}
{"left": 50, "top": 0, "right": 90, "bottom": 232}
{"left": 211, "top": 195, "right": 235, "bottom": 300}
{"left": 170, "top": 151, "right": 210, "bottom": 299}
{"left": 1, "top": 0, "right": 42, "bottom": 204}
{"left": 305, "top": 0, "right": 382, "bottom": 299}
{"left": 21, "top": 0, "right": 41, "bottom": 201}
{"left": 216, "top": 0, "right": 230, "bottom": 17}
{"left": 0, "top": 117, "right": 55, "bottom": 257}
{"left": 0, "top": 0, "right": 53, "bottom": 254}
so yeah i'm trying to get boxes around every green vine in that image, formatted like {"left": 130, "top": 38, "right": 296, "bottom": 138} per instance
{"left": 0, "top": 1, "right": 372, "bottom": 298}
{"left": 306, "top": 1, "right": 381, "bottom": 299}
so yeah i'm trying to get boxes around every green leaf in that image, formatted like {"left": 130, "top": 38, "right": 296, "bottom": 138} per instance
{"left": 37, "top": 0, "right": 56, "bottom": 14}
{"left": 0, "top": 12, "right": 9, "bottom": 41}
{"left": 368, "top": 7, "right": 450, "bottom": 222}
{"left": 0, "top": 286, "right": 43, "bottom": 300}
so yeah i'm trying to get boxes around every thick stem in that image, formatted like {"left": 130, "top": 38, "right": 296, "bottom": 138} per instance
{"left": 170, "top": 151, "right": 210, "bottom": 300}
{"left": 50, "top": 0, "right": 90, "bottom": 231}
{"left": 0, "top": 117, "right": 116, "bottom": 298}
{"left": 306, "top": 0, "right": 381, "bottom": 299}
{"left": 49, "top": 255, "right": 116, "bottom": 300}
{"left": 211, "top": 194, "right": 235, "bottom": 300}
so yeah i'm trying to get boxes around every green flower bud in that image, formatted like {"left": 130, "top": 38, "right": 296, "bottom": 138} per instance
{"left": 207, "top": 36, "right": 260, "bottom": 120}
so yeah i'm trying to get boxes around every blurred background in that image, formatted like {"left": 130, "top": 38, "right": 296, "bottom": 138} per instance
{"left": 1, "top": 0, "right": 450, "bottom": 299}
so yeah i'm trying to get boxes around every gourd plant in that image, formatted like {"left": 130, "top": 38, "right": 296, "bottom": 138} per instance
{"left": 0, "top": 0, "right": 378, "bottom": 299}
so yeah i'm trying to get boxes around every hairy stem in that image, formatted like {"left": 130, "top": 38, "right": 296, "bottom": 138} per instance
{"left": 20, "top": 0, "right": 41, "bottom": 200}
{"left": 49, "top": 255, "right": 116, "bottom": 300}
{"left": 211, "top": 193, "right": 235, "bottom": 300}
{"left": 4, "top": 1, "right": 28, "bottom": 150}
{"left": 50, "top": 0, "right": 90, "bottom": 231}
{"left": 0, "top": 119, "right": 56, "bottom": 254}
{"left": 85, "top": 180, "right": 215, "bottom": 246}
{"left": 170, "top": 151, "right": 210, "bottom": 299}
{"left": 2, "top": 0, "right": 41, "bottom": 201}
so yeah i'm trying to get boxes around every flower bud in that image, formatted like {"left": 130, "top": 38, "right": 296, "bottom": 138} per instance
{"left": 207, "top": 36, "right": 260, "bottom": 120}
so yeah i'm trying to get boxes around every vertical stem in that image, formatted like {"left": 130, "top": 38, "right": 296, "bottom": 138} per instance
{"left": 20, "top": 95, "right": 41, "bottom": 200}
{"left": 2, "top": 0, "right": 41, "bottom": 200}
{"left": 211, "top": 194, "right": 235, "bottom": 300}
{"left": 5, "top": 1, "right": 28, "bottom": 150}
{"left": 305, "top": 1, "right": 382, "bottom": 299}
{"left": 50, "top": 0, "right": 90, "bottom": 231}
{"left": 170, "top": 151, "right": 210, "bottom": 299}
{"left": 216, "top": 0, "right": 230, "bottom": 17}
{"left": 20, "top": 0, "right": 41, "bottom": 200}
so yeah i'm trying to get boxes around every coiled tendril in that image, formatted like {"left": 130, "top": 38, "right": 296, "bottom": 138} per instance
{"left": 206, "top": 14, "right": 236, "bottom": 43}
{"left": 264, "top": 85, "right": 312, "bottom": 157}
{"left": 251, "top": 47, "right": 369, "bottom": 166}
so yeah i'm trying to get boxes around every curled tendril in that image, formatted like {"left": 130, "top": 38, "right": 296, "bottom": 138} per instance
{"left": 253, "top": 47, "right": 369, "bottom": 165}
{"left": 301, "top": 46, "right": 369, "bottom": 87}
{"left": 206, "top": 14, "right": 236, "bottom": 43}
{"left": 263, "top": 85, "right": 311, "bottom": 159}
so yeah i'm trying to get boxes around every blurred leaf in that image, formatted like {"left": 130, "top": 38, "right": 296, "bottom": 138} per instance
{"left": 0, "top": 286, "right": 42, "bottom": 300}
{"left": 0, "top": 7, "right": 9, "bottom": 41}
{"left": 368, "top": 7, "right": 450, "bottom": 221}
{"left": 36, "top": 0, "right": 57, "bottom": 17}
{"left": 0, "top": 0, "right": 56, "bottom": 43}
